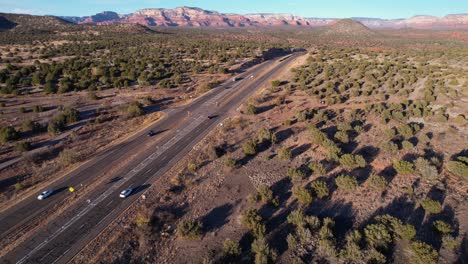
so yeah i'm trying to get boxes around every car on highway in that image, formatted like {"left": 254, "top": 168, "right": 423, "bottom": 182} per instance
{"left": 147, "top": 130, "right": 156, "bottom": 137}
{"left": 119, "top": 188, "right": 133, "bottom": 198}
{"left": 37, "top": 190, "right": 53, "bottom": 200}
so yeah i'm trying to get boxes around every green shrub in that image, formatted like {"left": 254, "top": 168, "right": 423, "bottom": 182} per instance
{"left": 22, "top": 119, "right": 43, "bottom": 133}
{"left": 402, "top": 140, "right": 414, "bottom": 150}
{"left": 446, "top": 160, "right": 468, "bottom": 179}
{"left": 242, "top": 139, "right": 258, "bottom": 156}
{"left": 0, "top": 126, "right": 19, "bottom": 142}
{"left": 442, "top": 235, "right": 458, "bottom": 250}
{"left": 364, "top": 224, "right": 392, "bottom": 249}
{"left": 381, "top": 141, "right": 399, "bottom": 154}
{"left": 278, "top": 147, "right": 292, "bottom": 160}
{"left": 241, "top": 208, "right": 264, "bottom": 237}
{"left": 393, "top": 160, "right": 414, "bottom": 175}
{"left": 287, "top": 209, "right": 305, "bottom": 227}
{"left": 367, "top": 174, "right": 387, "bottom": 191}
{"left": 433, "top": 220, "right": 452, "bottom": 235}
{"left": 308, "top": 162, "right": 326, "bottom": 176}
{"left": 187, "top": 162, "right": 198, "bottom": 172}
{"left": 287, "top": 167, "right": 306, "bottom": 180}
{"left": 410, "top": 241, "right": 438, "bottom": 264}
{"left": 397, "top": 124, "right": 414, "bottom": 138}
{"left": 251, "top": 236, "right": 277, "bottom": 264}
{"left": 335, "top": 174, "right": 358, "bottom": 191}
{"left": 245, "top": 104, "right": 258, "bottom": 115}
{"left": 224, "top": 157, "right": 237, "bottom": 168}
{"left": 126, "top": 101, "right": 144, "bottom": 118}
{"left": 15, "top": 141, "right": 32, "bottom": 152}
{"left": 339, "top": 154, "right": 366, "bottom": 169}
{"left": 414, "top": 158, "right": 439, "bottom": 180}
{"left": 420, "top": 199, "right": 442, "bottom": 214}
{"left": 177, "top": 219, "right": 203, "bottom": 240}
{"left": 271, "top": 80, "right": 281, "bottom": 87}
{"left": 292, "top": 186, "right": 313, "bottom": 205}
{"left": 223, "top": 239, "right": 241, "bottom": 257}
{"left": 58, "top": 148, "right": 79, "bottom": 167}
{"left": 257, "top": 128, "right": 276, "bottom": 144}
{"left": 334, "top": 131, "right": 349, "bottom": 143}
{"left": 32, "top": 105, "right": 44, "bottom": 113}
{"left": 257, "top": 185, "right": 278, "bottom": 206}
{"left": 310, "top": 181, "right": 329, "bottom": 199}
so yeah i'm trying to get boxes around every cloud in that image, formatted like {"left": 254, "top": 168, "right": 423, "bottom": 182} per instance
{"left": 10, "top": 8, "right": 45, "bottom": 15}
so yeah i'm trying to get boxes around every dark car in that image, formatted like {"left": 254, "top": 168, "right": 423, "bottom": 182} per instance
{"left": 147, "top": 130, "right": 156, "bottom": 137}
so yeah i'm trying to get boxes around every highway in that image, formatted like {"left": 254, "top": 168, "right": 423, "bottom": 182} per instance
{"left": 0, "top": 52, "right": 303, "bottom": 264}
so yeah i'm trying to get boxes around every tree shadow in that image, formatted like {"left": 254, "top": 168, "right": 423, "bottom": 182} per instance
{"left": 355, "top": 145, "right": 380, "bottom": 163}
{"left": 350, "top": 165, "right": 373, "bottom": 185}
{"left": 256, "top": 104, "right": 275, "bottom": 114}
{"left": 291, "top": 143, "right": 311, "bottom": 159}
{"left": 201, "top": 202, "right": 238, "bottom": 233}
{"left": 273, "top": 128, "right": 294, "bottom": 144}
{"left": 380, "top": 165, "right": 397, "bottom": 184}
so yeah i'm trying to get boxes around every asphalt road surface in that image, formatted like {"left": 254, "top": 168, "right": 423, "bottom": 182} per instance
{"left": 0, "top": 52, "right": 303, "bottom": 264}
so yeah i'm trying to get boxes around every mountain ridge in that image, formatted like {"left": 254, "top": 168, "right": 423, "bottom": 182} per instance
{"left": 13, "top": 6, "right": 468, "bottom": 29}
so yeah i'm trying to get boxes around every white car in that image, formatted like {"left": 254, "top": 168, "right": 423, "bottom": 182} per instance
{"left": 37, "top": 190, "right": 53, "bottom": 200}
{"left": 119, "top": 188, "right": 133, "bottom": 198}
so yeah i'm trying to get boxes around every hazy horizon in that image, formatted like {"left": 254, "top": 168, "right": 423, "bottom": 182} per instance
{"left": 0, "top": 0, "right": 467, "bottom": 19}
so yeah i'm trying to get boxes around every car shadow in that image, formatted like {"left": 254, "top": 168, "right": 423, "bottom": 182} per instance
{"left": 129, "top": 184, "right": 151, "bottom": 196}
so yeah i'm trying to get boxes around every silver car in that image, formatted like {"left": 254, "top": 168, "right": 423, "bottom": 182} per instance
{"left": 37, "top": 190, "right": 53, "bottom": 200}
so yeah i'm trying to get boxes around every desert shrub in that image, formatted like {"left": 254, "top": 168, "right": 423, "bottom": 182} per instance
{"left": 271, "top": 80, "right": 281, "bottom": 87}
{"left": 310, "top": 181, "right": 329, "bottom": 199}
{"left": 287, "top": 167, "right": 306, "bottom": 180}
{"left": 224, "top": 157, "right": 237, "bottom": 168}
{"left": 393, "top": 160, "right": 414, "bottom": 175}
{"left": 446, "top": 159, "right": 468, "bottom": 179}
{"left": 410, "top": 241, "right": 438, "bottom": 264}
{"left": 381, "top": 141, "right": 399, "bottom": 154}
{"left": 187, "top": 162, "right": 198, "bottom": 172}
{"left": 241, "top": 208, "right": 265, "bottom": 237}
{"left": 334, "top": 131, "right": 349, "bottom": 143}
{"left": 88, "top": 91, "right": 99, "bottom": 100}
{"left": 308, "top": 162, "right": 326, "bottom": 176}
{"left": 22, "top": 119, "right": 43, "bottom": 133}
{"left": 223, "top": 239, "right": 241, "bottom": 257}
{"left": 402, "top": 140, "right": 414, "bottom": 150}
{"left": 126, "top": 101, "right": 144, "bottom": 118}
{"left": 278, "top": 147, "right": 292, "bottom": 160}
{"left": 367, "top": 173, "right": 387, "bottom": 191}
{"left": 135, "top": 214, "right": 151, "bottom": 228}
{"left": 251, "top": 236, "right": 277, "bottom": 264}
{"left": 242, "top": 139, "right": 258, "bottom": 156}
{"left": 420, "top": 199, "right": 442, "bottom": 214}
{"left": 433, "top": 220, "right": 452, "bottom": 235}
{"left": 257, "top": 185, "right": 278, "bottom": 206}
{"left": 32, "top": 105, "right": 44, "bottom": 113}
{"left": 414, "top": 158, "right": 439, "bottom": 180}
{"left": 177, "top": 219, "right": 203, "bottom": 240}
{"left": 442, "top": 235, "right": 458, "bottom": 250}
{"left": 15, "top": 141, "right": 32, "bottom": 152}
{"left": 339, "top": 231, "right": 363, "bottom": 262}
{"left": 257, "top": 128, "right": 276, "bottom": 144}
{"left": 335, "top": 174, "right": 358, "bottom": 191}
{"left": 397, "top": 124, "right": 414, "bottom": 138}
{"left": 339, "top": 154, "right": 366, "bottom": 169}
{"left": 58, "top": 148, "right": 79, "bottom": 167}
{"left": 365, "top": 248, "right": 386, "bottom": 264}
{"left": 364, "top": 224, "right": 392, "bottom": 249}
{"left": 0, "top": 126, "right": 19, "bottom": 142}
{"left": 287, "top": 209, "right": 305, "bottom": 227}
{"left": 376, "top": 215, "right": 417, "bottom": 241}
{"left": 292, "top": 186, "right": 313, "bottom": 205}
{"left": 47, "top": 119, "right": 64, "bottom": 135}
{"left": 245, "top": 104, "right": 258, "bottom": 115}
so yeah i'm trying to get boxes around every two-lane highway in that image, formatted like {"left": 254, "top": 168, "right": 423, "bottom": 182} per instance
{"left": 0, "top": 52, "right": 304, "bottom": 264}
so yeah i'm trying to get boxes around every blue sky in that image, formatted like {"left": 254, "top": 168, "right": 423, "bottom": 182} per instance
{"left": 0, "top": 0, "right": 466, "bottom": 19}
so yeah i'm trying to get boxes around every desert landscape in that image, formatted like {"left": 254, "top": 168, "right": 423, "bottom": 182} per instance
{"left": 0, "top": 3, "right": 467, "bottom": 264}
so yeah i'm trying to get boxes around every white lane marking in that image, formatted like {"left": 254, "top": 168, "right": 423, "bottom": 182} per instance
{"left": 16, "top": 84, "right": 224, "bottom": 263}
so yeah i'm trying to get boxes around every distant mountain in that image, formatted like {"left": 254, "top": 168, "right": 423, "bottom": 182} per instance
{"left": 323, "top": 19, "right": 376, "bottom": 37}
{"left": 58, "top": 7, "right": 468, "bottom": 29}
